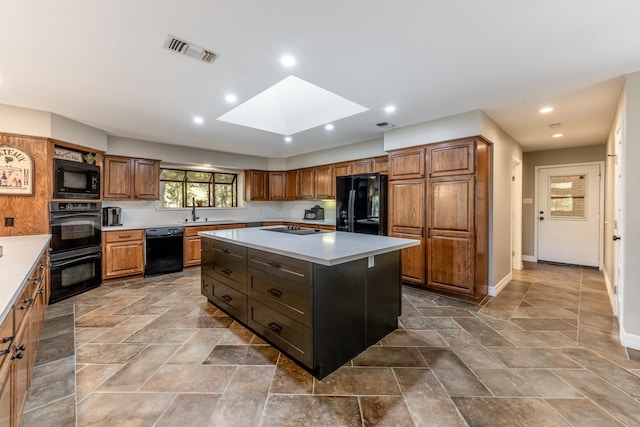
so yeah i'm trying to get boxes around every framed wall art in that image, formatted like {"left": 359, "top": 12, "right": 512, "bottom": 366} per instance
{"left": 0, "top": 145, "right": 34, "bottom": 195}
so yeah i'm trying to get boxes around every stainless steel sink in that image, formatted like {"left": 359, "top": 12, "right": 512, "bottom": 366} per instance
{"left": 264, "top": 226, "right": 331, "bottom": 235}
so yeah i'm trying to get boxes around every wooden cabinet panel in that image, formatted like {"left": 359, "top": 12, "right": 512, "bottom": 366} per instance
{"left": 298, "top": 168, "right": 315, "bottom": 199}
{"left": 388, "top": 147, "right": 425, "bottom": 180}
{"left": 285, "top": 170, "right": 298, "bottom": 200}
{"left": 184, "top": 235, "right": 203, "bottom": 267}
{"left": 269, "top": 171, "right": 286, "bottom": 200}
{"left": 372, "top": 156, "right": 389, "bottom": 173}
{"left": 133, "top": 159, "right": 159, "bottom": 199}
{"left": 104, "top": 156, "right": 159, "bottom": 200}
{"left": 427, "top": 235, "right": 473, "bottom": 295}
{"left": 388, "top": 179, "right": 425, "bottom": 284}
{"left": 0, "top": 360, "right": 9, "bottom": 427}
{"left": 314, "top": 164, "right": 333, "bottom": 199}
{"left": 428, "top": 139, "right": 475, "bottom": 177}
{"left": 103, "top": 156, "right": 131, "bottom": 199}
{"left": 333, "top": 162, "right": 351, "bottom": 177}
{"left": 351, "top": 159, "right": 372, "bottom": 175}
{"left": 245, "top": 170, "right": 269, "bottom": 201}
{"left": 103, "top": 230, "right": 144, "bottom": 279}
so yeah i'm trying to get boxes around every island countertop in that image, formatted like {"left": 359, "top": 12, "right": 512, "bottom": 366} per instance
{"left": 199, "top": 226, "right": 419, "bottom": 266}
{"left": 0, "top": 234, "right": 51, "bottom": 323}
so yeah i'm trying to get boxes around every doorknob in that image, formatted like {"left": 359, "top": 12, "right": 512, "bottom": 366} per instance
{"left": 613, "top": 235, "right": 621, "bottom": 241}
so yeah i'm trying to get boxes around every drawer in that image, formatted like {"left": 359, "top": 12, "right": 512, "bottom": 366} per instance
{"left": 13, "top": 284, "right": 33, "bottom": 333}
{"left": 249, "top": 268, "right": 311, "bottom": 326}
{"left": 210, "top": 239, "right": 247, "bottom": 265}
{"left": 250, "top": 299, "right": 312, "bottom": 367}
{"left": 104, "top": 229, "right": 144, "bottom": 243}
{"left": 248, "top": 249, "right": 312, "bottom": 286}
{"left": 201, "top": 275, "right": 214, "bottom": 300}
{"left": 211, "top": 280, "right": 248, "bottom": 324}
{"left": 211, "top": 261, "right": 247, "bottom": 293}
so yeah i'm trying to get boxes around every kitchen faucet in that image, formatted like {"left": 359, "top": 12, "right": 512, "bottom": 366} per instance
{"left": 191, "top": 198, "right": 199, "bottom": 222}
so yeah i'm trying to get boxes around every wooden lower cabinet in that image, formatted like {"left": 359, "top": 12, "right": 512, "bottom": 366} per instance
{"left": 0, "top": 250, "right": 49, "bottom": 427}
{"left": 184, "top": 224, "right": 246, "bottom": 267}
{"left": 103, "top": 229, "right": 144, "bottom": 279}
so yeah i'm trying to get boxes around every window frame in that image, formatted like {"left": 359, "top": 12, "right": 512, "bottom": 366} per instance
{"left": 159, "top": 167, "right": 239, "bottom": 208}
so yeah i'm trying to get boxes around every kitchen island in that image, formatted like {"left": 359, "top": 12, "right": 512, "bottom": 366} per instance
{"left": 199, "top": 226, "right": 418, "bottom": 378}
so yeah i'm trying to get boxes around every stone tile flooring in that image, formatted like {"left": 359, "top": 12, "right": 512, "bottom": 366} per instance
{"left": 22, "top": 262, "right": 640, "bottom": 426}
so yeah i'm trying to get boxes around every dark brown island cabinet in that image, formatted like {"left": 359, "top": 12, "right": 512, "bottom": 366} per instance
{"left": 200, "top": 236, "right": 405, "bottom": 379}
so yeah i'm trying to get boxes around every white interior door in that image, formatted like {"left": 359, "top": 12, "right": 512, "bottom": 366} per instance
{"left": 537, "top": 164, "right": 601, "bottom": 267}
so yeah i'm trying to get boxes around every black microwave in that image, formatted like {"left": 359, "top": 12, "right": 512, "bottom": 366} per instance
{"left": 54, "top": 158, "right": 100, "bottom": 199}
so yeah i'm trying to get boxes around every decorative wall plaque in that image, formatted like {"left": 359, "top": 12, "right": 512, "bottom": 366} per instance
{"left": 0, "top": 145, "right": 34, "bottom": 195}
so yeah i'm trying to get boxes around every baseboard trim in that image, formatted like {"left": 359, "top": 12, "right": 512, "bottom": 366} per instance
{"left": 522, "top": 255, "right": 537, "bottom": 263}
{"left": 489, "top": 272, "right": 513, "bottom": 297}
{"left": 620, "top": 325, "right": 640, "bottom": 351}
{"left": 601, "top": 266, "right": 617, "bottom": 315}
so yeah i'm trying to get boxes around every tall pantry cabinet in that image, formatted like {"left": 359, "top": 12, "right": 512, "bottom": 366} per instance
{"left": 388, "top": 137, "right": 490, "bottom": 302}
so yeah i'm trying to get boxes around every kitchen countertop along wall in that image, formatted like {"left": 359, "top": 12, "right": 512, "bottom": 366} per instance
{"left": 102, "top": 218, "right": 336, "bottom": 232}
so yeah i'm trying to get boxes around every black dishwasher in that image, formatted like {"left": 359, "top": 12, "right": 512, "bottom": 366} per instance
{"left": 145, "top": 227, "right": 184, "bottom": 277}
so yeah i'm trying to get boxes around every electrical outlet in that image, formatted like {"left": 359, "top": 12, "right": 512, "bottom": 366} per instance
{"left": 4, "top": 217, "right": 14, "bottom": 227}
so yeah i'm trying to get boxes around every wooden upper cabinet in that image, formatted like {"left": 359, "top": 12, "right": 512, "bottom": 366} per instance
{"left": 298, "top": 167, "right": 315, "bottom": 199}
{"left": 333, "top": 162, "right": 352, "bottom": 177}
{"left": 269, "top": 171, "right": 286, "bottom": 200}
{"left": 372, "top": 156, "right": 389, "bottom": 173}
{"left": 427, "top": 138, "right": 476, "bottom": 177}
{"left": 103, "top": 156, "right": 132, "bottom": 199}
{"left": 351, "top": 159, "right": 372, "bottom": 175}
{"left": 133, "top": 159, "right": 160, "bottom": 199}
{"left": 244, "top": 170, "right": 269, "bottom": 201}
{"left": 104, "top": 156, "right": 159, "bottom": 200}
{"left": 314, "top": 164, "right": 333, "bottom": 199}
{"left": 388, "top": 147, "right": 426, "bottom": 180}
{"left": 285, "top": 170, "right": 299, "bottom": 200}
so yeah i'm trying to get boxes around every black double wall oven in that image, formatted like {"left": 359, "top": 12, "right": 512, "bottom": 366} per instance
{"left": 49, "top": 201, "right": 102, "bottom": 303}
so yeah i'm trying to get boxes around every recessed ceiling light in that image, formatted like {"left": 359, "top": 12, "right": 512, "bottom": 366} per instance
{"left": 280, "top": 55, "right": 296, "bottom": 67}
{"left": 385, "top": 105, "right": 396, "bottom": 113}
{"left": 284, "top": 136, "right": 292, "bottom": 143}
{"left": 539, "top": 106, "right": 554, "bottom": 114}
{"left": 193, "top": 116, "right": 204, "bottom": 125}
{"left": 225, "top": 94, "right": 237, "bottom": 103}
{"left": 552, "top": 133, "right": 564, "bottom": 138}
{"left": 325, "top": 124, "right": 334, "bottom": 131}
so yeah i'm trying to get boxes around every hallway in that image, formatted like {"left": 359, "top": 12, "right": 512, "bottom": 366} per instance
{"left": 22, "top": 262, "right": 640, "bottom": 426}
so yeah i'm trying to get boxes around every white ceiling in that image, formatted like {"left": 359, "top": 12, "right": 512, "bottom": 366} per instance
{"left": 1, "top": 1, "right": 639, "bottom": 158}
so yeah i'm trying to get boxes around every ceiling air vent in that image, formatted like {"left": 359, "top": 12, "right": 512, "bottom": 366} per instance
{"left": 163, "top": 34, "right": 218, "bottom": 64}
{"left": 376, "top": 122, "right": 395, "bottom": 130}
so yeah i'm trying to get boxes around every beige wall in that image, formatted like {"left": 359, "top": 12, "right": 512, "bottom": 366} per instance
{"left": 621, "top": 72, "right": 640, "bottom": 342}
{"left": 521, "top": 145, "right": 606, "bottom": 257}
{"left": 50, "top": 113, "right": 108, "bottom": 151}
{"left": 0, "top": 104, "right": 51, "bottom": 137}
{"left": 285, "top": 138, "right": 385, "bottom": 170}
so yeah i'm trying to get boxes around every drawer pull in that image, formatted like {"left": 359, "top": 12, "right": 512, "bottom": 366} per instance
{"left": 0, "top": 349, "right": 9, "bottom": 356}
{"left": 17, "top": 344, "right": 26, "bottom": 351}
{"left": 12, "top": 352, "right": 24, "bottom": 360}
{"left": 268, "top": 322, "right": 283, "bottom": 333}
{"left": 267, "top": 261, "right": 282, "bottom": 269}
{"left": 221, "top": 268, "right": 233, "bottom": 275}
{"left": 119, "top": 234, "right": 132, "bottom": 239}
{"left": 222, "top": 295, "right": 233, "bottom": 302}
{"left": 267, "top": 288, "right": 282, "bottom": 298}
{"left": 20, "top": 299, "right": 33, "bottom": 310}
{"left": 221, "top": 248, "right": 231, "bottom": 254}
{"left": 2, "top": 337, "right": 13, "bottom": 344}
{"left": 38, "top": 288, "right": 45, "bottom": 294}
{"left": 33, "top": 277, "right": 41, "bottom": 285}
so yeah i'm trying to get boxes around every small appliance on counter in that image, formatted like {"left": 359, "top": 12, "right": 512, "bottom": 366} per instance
{"left": 102, "top": 206, "right": 122, "bottom": 226}
{"left": 303, "top": 205, "right": 325, "bottom": 220}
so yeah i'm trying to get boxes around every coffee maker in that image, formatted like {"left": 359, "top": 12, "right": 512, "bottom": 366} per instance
{"left": 102, "top": 207, "right": 122, "bottom": 226}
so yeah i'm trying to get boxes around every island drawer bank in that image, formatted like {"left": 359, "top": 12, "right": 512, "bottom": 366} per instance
{"left": 199, "top": 227, "right": 418, "bottom": 378}
{"left": 0, "top": 235, "right": 51, "bottom": 427}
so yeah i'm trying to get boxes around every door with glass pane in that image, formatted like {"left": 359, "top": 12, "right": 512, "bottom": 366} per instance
{"left": 537, "top": 164, "right": 601, "bottom": 267}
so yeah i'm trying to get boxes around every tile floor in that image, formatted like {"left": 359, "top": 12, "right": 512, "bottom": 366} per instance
{"left": 21, "top": 262, "right": 640, "bottom": 426}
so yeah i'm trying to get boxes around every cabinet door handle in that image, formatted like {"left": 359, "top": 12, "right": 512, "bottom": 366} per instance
{"left": 267, "top": 288, "right": 282, "bottom": 298}
{"left": 12, "top": 352, "right": 24, "bottom": 360}
{"left": 2, "top": 336, "right": 13, "bottom": 344}
{"left": 0, "top": 349, "right": 9, "bottom": 356}
{"left": 268, "top": 322, "right": 282, "bottom": 333}
{"left": 17, "top": 344, "right": 26, "bottom": 351}
{"left": 221, "top": 295, "right": 233, "bottom": 302}
{"left": 427, "top": 227, "right": 431, "bottom": 238}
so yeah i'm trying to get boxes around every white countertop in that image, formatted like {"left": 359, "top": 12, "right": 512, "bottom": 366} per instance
{"left": 199, "top": 226, "right": 419, "bottom": 266}
{"left": 0, "top": 234, "right": 50, "bottom": 323}
{"left": 102, "top": 218, "right": 336, "bottom": 232}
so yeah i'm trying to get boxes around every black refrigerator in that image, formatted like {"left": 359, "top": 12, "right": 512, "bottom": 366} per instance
{"left": 336, "top": 173, "right": 388, "bottom": 235}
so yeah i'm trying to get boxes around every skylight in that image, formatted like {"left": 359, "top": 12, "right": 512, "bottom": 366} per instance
{"left": 217, "top": 76, "right": 368, "bottom": 136}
